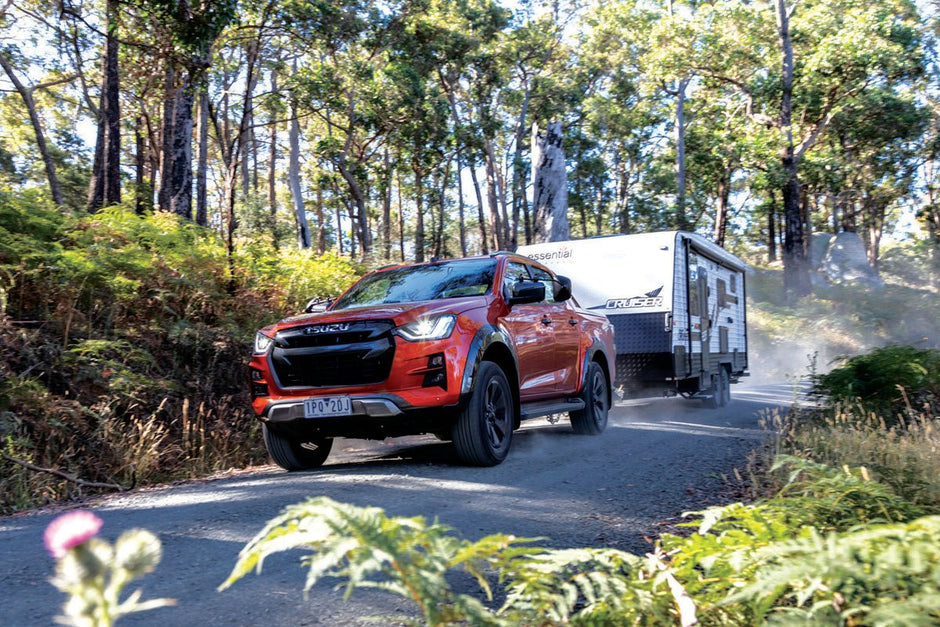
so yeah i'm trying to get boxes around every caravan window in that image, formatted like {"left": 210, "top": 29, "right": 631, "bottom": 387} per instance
{"left": 689, "top": 270, "right": 700, "bottom": 316}
{"left": 717, "top": 279, "right": 727, "bottom": 309}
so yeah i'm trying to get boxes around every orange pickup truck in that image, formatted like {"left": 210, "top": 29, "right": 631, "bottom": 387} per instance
{"left": 249, "top": 253, "right": 616, "bottom": 469}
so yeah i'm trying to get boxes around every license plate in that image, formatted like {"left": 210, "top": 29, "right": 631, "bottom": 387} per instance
{"left": 303, "top": 396, "right": 352, "bottom": 418}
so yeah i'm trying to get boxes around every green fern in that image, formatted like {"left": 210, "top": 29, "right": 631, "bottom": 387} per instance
{"left": 219, "top": 496, "right": 530, "bottom": 626}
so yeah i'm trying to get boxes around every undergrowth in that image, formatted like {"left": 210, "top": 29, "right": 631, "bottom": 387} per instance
{"left": 0, "top": 205, "right": 360, "bottom": 512}
{"left": 221, "top": 461, "right": 940, "bottom": 626}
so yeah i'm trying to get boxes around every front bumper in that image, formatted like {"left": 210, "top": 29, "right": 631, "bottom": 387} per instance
{"left": 262, "top": 394, "right": 407, "bottom": 422}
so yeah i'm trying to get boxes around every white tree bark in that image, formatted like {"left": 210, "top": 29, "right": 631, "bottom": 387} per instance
{"left": 531, "top": 121, "right": 569, "bottom": 243}
{"left": 288, "top": 100, "right": 311, "bottom": 249}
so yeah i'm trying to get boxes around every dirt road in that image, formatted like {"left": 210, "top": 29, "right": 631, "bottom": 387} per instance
{"left": 0, "top": 381, "right": 795, "bottom": 626}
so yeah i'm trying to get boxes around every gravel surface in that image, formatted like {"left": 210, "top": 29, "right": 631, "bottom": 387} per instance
{"left": 0, "top": 381, "right": 796, "bottom": 626}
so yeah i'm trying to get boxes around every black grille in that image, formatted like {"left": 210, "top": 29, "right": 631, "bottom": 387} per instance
{"left": 270, "top": 320, "right": 395, "bottom": 387}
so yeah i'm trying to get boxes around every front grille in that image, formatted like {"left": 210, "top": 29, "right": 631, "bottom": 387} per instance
{"left": 270, "top": 320, "right": 396, "bottom": 387}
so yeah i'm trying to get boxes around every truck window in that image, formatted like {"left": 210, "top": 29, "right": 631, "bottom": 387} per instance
{"left": 528, "top": 266, "right": 558, "bottom": 304}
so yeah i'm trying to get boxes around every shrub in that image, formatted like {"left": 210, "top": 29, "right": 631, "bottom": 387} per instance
{"left": 813, "top": 345, "right": 940, "bottom": 421}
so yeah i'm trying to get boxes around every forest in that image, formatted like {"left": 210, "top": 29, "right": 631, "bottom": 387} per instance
{"left": 2, "top": 0, "right": 940, "bottom": 511}
{"left": 1, "top": 0, "right": 938, "bottom": 290}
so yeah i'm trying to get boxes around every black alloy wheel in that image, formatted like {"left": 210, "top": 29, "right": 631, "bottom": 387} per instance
{"left": 570, "top": 361, "right": 610, "bottom": 435}
{"left": 452, "top": 361, "right": 514, "bottom": 466}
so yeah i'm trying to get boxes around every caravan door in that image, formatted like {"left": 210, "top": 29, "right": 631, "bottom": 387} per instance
{"left": 687, "top": 261, "right": 710, "bottom": 377}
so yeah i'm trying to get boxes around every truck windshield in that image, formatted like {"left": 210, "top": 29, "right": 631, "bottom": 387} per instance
{"left": 331, "top": 259, "right": 497, "bottom": 310}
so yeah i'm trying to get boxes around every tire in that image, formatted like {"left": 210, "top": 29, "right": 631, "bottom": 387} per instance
{"left": 570, "top": 361, "right": 609, "bottom": 435}
{"left": 452, "top": 361, "right": 514, "bottom": 466}
{"left": 704, "top": 367, "right": 730, "bottom": 409}
{"left": 262, "top": 423, "right": 333, "bottom": 471}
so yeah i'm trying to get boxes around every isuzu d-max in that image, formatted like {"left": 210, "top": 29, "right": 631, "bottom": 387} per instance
{"left": 249, "top": 253, "right": 616, "bottom": 469}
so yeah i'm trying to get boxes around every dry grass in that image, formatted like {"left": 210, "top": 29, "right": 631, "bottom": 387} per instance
{"left": 762, "top": 401, "right": 940, "bottom": 511}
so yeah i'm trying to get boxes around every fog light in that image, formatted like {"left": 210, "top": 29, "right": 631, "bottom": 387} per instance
{"left": 250, "top": 368, "right": 265, "bottom": 381}
{"left": 422, "top": 353, "right": 447, "bottom": 389}
{"left": 251, "top": 382, "right": 269, "bottom": 399}
{"left": 423, "top": 371, "right": 446, "bottom": 389}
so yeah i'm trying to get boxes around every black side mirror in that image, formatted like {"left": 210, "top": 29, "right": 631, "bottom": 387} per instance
{"left": 304, "top": 297, "right": 332, "bottom": 313}
{"left": 507, "top": 280, "right": 545, "bottom": 306}
{"left": 553, "top": 275, "right": 572, "bottom": 302}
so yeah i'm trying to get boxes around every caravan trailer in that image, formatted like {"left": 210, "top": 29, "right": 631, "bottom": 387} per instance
{"left": 518, "top": 231, "right": 748, "bottom": 407}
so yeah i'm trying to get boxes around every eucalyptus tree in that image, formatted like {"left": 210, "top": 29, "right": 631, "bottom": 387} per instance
{"left": 657, "top": 0, "right": 924, "bottom": 296}
{"left": 426, "top": 0, "right": 509, "bottom": 255}
{"left": 579, "top": 0, "right": 669, "bottom": 234}
{"left": 133, "top": 0, "right": 236, "bottom": 220}
{"left": 0, "top": 1, "right": 69, "bottom": 207}
{"left": 86, "top": 0, "right": 120, "bottom": 211}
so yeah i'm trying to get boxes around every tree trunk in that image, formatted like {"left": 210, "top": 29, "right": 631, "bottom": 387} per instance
{"left": 776, "top": 0, "right": 809, "bottom": 297}
{"left": 88, "top": 0, "right": 121, "bottom": 212}
{"left": 397, "top": 170, "right": 405, "bottom": 261}
{"left": 415, "top": 166, "right": 425, "bottom": 263}
{"left": 531, "top": 121, "right": 569, "bottom": 243}
{"left": 134, "top": 116, "right": 149, "bottom": 214}
{"left": 382, "top": 148, "right": 392, "bottom": 260}
{"left": 316, "top": 186, "right": 326, "bottom": 254}
{"left": 483, "top": 139, "right": 504, "bottom": 251}
{"left": 288, "top": 100, "right": 311, "bottom": 249}
{"left": 0, "top": 53, "right": 64, "bottom": 207}
{"left": 159, "top": 64, "right": 195, "bottom": 220}
{"left": 267, "top": 71, "right": 278, "bottom": 247}
{"left": 767, "top": 190, "right": 777, "bottom": 262}
{"left": 457, "top": 153, "right": 467, "bottom": 257}
{"left": 674, "top": 77, "right": 689, "bottom": 230}
{"left": 510, "top": 84, "right": 532, "bottom": 250}
{"left": 195, "top": 86, "right": 209, "bottom": 226}
{"left": 336, "top": 158, "right": 370, "bottom": 258}
{"left": 714, "top": 169, "right": 731, "bottom": 247}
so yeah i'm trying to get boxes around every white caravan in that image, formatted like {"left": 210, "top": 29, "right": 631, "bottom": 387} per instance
{"left": 518, "top": 231, "right": 748, "bottom": 407}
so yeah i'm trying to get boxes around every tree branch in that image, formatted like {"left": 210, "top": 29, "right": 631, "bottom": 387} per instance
{"left": 2, "top": 451, "right": 130, "bottom": 492}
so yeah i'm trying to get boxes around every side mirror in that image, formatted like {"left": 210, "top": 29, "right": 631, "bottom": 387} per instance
{"left": 304, "top": 297, "right": 332, "bottom": 313}
{"left": 507, "top": 280, "right": 545, "bottom": 306}
{"left": 553, "top": 275, "right": 572, "bottom": 302}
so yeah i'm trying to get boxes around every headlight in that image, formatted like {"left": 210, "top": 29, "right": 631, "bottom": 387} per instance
{"left": 254, "top": 332, "right": 274, "bottom": 354}
{"left": 393, "top": 314, "right": 457, "bottom": 342}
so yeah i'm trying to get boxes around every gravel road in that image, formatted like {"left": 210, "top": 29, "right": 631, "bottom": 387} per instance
{"left": 0, "top": 381, "right": 796, "bottom": 626}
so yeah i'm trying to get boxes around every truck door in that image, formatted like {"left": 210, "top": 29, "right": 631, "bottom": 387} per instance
{"left": 499, "top": 261, "right": 556, "bottom": 400}
{"left": 528, "top": 265, "right": 581, "bottom": 394}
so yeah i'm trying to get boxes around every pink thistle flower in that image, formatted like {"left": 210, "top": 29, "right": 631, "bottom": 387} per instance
{"left": 44, "top": 510, "right": 103, "bottom": 559}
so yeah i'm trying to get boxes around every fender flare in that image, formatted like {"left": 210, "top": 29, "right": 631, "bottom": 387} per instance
{"left": 459, "top": 324, "right": 519, "bottom": 403}
{"left": 579, "top": 338, "right": 614, "bottom": 405}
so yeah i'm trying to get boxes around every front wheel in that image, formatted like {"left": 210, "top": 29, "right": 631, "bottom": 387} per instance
{"left": 452, "top": 361, "right": 514, "bottom": 466}
{"left": 262, "top": 423, "right": 333, "bottom": 471}
{"left": 570, "top": 361, "right": 610, "bottom": 435}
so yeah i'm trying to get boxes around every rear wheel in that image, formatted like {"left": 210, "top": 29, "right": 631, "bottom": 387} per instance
{"left": 570, "top": 362, "right": 609, "bottom": 435}
{"left": 262, "top": 423, "right": 333, "bottom": 471}
{"left": 452, "top": 361, "right": 514, "bottom": 466}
